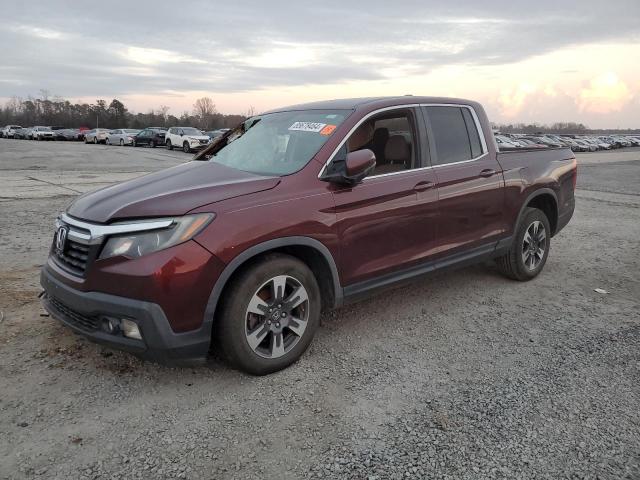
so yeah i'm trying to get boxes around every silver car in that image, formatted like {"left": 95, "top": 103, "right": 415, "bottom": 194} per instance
{"left": 106, "top": 129, "right": 141, "bottom": 146}
{"left": 84, "top": 128, "right": 111, "bottom": 144}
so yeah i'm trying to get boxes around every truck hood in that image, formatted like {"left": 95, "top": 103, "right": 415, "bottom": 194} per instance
{"left": 67, "top": 161, "right": 280, "bottom": 223}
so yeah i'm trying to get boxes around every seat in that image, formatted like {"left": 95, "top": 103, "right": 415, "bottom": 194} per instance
{"left": 374, "top": 135, "right": 411, "bottom": 175}
{"left": 371, "top": 127, "right": 389, "bottom": 165}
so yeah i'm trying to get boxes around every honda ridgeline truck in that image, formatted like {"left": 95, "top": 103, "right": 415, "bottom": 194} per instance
{"left": 41, "top": 97, "right": 577, "bottom": 374}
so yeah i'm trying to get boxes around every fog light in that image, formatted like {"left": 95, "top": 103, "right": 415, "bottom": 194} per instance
{"left": 102, "top": 317, "right": 121, "bottom": 334}
{"left": 121, "top": 319, "right": 142, "bottom": 340}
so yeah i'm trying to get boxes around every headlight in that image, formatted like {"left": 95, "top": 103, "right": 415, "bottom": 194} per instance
{"left": 99, "top": 213, "right": 214, "bottom": 260}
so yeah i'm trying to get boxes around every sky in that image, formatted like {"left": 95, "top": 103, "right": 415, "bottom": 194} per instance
{"left": 1, "top": 0, "right": 639, "bottom": 128}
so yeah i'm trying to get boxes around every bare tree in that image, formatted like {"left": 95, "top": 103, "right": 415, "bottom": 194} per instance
{"left": 159, "top": 105, "right": 170, "bottom": 122}
{"left": 193, "top": 97, "right": 217, "bottom": 129}
{"left": 246, "top": 105, "right": 256, "bottom": 117}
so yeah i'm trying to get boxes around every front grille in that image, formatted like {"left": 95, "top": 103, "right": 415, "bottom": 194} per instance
{"left": 199, "top": 139, "right": 208, "bottom": 144}
{"left": 48, "top": 296, "right": 99, "bottom": 332}
{"left": 53, "top": 239, "right": 90, "bottom": 276}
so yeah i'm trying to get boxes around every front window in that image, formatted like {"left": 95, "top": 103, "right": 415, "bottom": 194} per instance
{"left": 202, "top": 109, "right": 350, "bottom": 176}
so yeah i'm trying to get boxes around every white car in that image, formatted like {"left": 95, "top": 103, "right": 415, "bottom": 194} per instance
{"left": 32, "top": 126, "right": 55, "bottom": 140}
{"left": 84, "top": 128, "right": 111, "bottom": 144}
{"left": 106, "top": 129, "right": 141, "bottom": 146}
{"left": 165, "top": 126, "right": 210, "bottom": 153}
{"left": 494, "top": 134, "right": 520, "bottom": 149}
{"left": 1, "top": 125, "right": 23, "bottom": 138}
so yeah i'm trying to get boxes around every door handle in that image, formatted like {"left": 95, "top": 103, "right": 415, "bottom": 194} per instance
{"left": 414, "top": 180, "right": 435, "bottom": 192}
{"left": 479, "top": 169, "right": 497, "bottom": 178}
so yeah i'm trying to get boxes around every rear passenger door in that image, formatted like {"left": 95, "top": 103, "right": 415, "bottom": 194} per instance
{"left": 421, "top": 105, "right": 505, "bottom": 259}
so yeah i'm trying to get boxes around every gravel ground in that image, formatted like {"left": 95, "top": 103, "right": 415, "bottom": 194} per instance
{"left": 0, "top": 140, "right": 639, "bottom": 479}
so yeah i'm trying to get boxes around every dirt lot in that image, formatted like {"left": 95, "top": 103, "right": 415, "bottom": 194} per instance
{"left": 1, "top": 139, "right": 639, "bottom": 480}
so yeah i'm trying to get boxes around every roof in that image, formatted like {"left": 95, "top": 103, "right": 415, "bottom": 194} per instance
{"left": 263, "top": 96, "right": 480, "bottom": 114}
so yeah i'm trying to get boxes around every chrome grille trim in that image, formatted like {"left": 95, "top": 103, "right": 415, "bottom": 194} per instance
{"left": 58, "top": 213, "right": 174, "bottom": 246}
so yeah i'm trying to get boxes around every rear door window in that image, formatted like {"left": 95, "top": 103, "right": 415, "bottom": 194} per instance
{"left": 423, "top": 106, "right": 484, "bottom": 165}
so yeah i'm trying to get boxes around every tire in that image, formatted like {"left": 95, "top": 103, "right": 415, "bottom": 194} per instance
{"left": 150, "top": 140, "right": 156, "bottom": 148}
{"left": 106, "top": 138, "right": 110, "bottom": 145}
{"left": 216, "top": 254, "right": 321, "bottom": 375}
{"left": 93, "top": 137, "right": 98, "bottom": 144}
{"left": 119, "top": 139, "right": 124, "bottom": 146}
{"left": 132, "top": 139, "right": 137, "bottom": 147}
{"left": 183, "top": 142, "right": 190, "bottom": 153}
{"left": 166, "top": 139, "right": 172, "bottom": 150}
{"left": 496, "top": 207, "right": 551, "bottom": 281}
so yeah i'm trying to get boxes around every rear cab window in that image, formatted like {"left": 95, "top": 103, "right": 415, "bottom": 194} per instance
{"left": 422, "top": 106, "right": 486, "bottom": 165}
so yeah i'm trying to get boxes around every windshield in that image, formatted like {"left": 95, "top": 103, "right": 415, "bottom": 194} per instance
{"left": 206, "top": 109, "right": 349, "bottom": 176}
{"left": 182, "top": 127, "right": 202, "bottom": 135}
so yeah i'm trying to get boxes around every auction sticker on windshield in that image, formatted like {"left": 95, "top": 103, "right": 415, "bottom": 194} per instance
{"left": 288, "top": 122, "right": 326, "bottom": 133}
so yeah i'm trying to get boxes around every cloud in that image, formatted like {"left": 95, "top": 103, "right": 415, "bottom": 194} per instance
{"left": 0, "top": 0, "right": 639, "bottom": 128}
{"left": 578, "top": 72, "right": 633, "bottom": 114}
{"left": 498, "top": 83, "right": 538, "bottom": 118}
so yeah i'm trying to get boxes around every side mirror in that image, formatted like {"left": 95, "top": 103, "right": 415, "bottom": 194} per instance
{"left": 320, "top": 148, "right": 376, "bottom": 185}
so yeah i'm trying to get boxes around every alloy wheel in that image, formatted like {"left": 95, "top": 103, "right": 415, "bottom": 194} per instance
{"left": 120, "top": 139, "right": 124, "bottom": 146}
{"left": 244, "top": 275, "right": 310, "bottom": 359}
{"left": 522, "top": 220, "right": 546, "bottom": 270}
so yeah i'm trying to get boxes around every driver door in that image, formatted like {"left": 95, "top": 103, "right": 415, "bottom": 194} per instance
{"left": 331, "top": 107, "right": 439, "bottom": 290}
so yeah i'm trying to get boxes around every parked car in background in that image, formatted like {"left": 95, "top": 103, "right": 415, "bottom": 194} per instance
{"left": 132, "top": 128, "right": 167, "bottom": 148}
{"left": 84, "top": 128, "right": 111, "bottom": 144}
{"left": 55, "top": 129, "right": 82, "bottom": 141}
{"left": 106, "top": 129, "right": 141, "bottom": 146}
{"left": 165, "top": 127, "right": 210, "bottom": 153}
{"left": 13, "top": 127, "right": 31, "bottom": 139}
{"left": 1, "top": 125, "right": 23, "bottom": 138}
{"left": 516, "top": 138, "right": 547, "bottom": 149}
{"left": 32, "top": 126, "right": 55, "bottom": 140}
{"left": 205, "top": 128, "right": 230, "bottom": 140}
{"left": 494, "top": 134, "right": 521, "bottom": 149}
{"left": 40, "top": 96, "right": 576, "bottom": 374}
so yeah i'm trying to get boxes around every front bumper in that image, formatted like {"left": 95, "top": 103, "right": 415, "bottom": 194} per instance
{"left": 40, "top": 266, "right": 211, "bottom": 366}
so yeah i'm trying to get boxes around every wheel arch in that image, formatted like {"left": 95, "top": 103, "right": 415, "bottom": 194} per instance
{"left": 203, "top": 237, "right": 343, "bottom": 341}
{"left": 519, "top": 188, "right": 559, "bottom": 235}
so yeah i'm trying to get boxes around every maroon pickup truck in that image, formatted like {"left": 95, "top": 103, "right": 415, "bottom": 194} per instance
{"left": 41, "top": 96, "right": 577, "bottom": 374}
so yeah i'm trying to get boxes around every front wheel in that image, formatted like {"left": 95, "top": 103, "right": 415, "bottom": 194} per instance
{"left": 183, "top": 142, "right": 190, "bottom": 153}
{"left": 216, "top": 254, "right": 321, "bottom": 375}
{"left": 93, "top": 137, "right": 98, "bottom": 144}
{"left": 166, "top": 139, "right": 172, "bottom": 150}
{"left": 496, "top": 207, "right": 550, "bottom": 281}
{"left": 150, "top": 140, "right": 156, "bottom": 148}
{"left": 119, "top": 139, "right": 124, "bottom": 146}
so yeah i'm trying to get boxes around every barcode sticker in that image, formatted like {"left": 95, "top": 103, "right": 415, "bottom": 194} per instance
{"left": 288, "top": 122, "right": 327, "bottom": 133}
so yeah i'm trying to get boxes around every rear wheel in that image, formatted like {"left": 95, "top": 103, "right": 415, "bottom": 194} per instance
{"left": 183, "top": 142, "right": 190, "bottom": 153}
{"left": 217, "top": 254, "right": 321, "bottom": 375}
{"left": 496, "top": 207, "right": 550, "bottom": 281}
{"left": 166, "top": 139, "right": 173, "bottom": 150}
{"left": 119, "top": 139, "right": 124, "bottom": 146}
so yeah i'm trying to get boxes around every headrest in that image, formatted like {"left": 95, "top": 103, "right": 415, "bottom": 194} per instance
{"left": 384, "top": 135, "right": 410, "bottom": 163}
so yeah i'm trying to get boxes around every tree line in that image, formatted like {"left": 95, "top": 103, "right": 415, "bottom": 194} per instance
{"left": 0, "top": 93, "right": 247, "bottom": 131}
{"left": 493, "top": 121, "right": 640, "bottom": 135}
